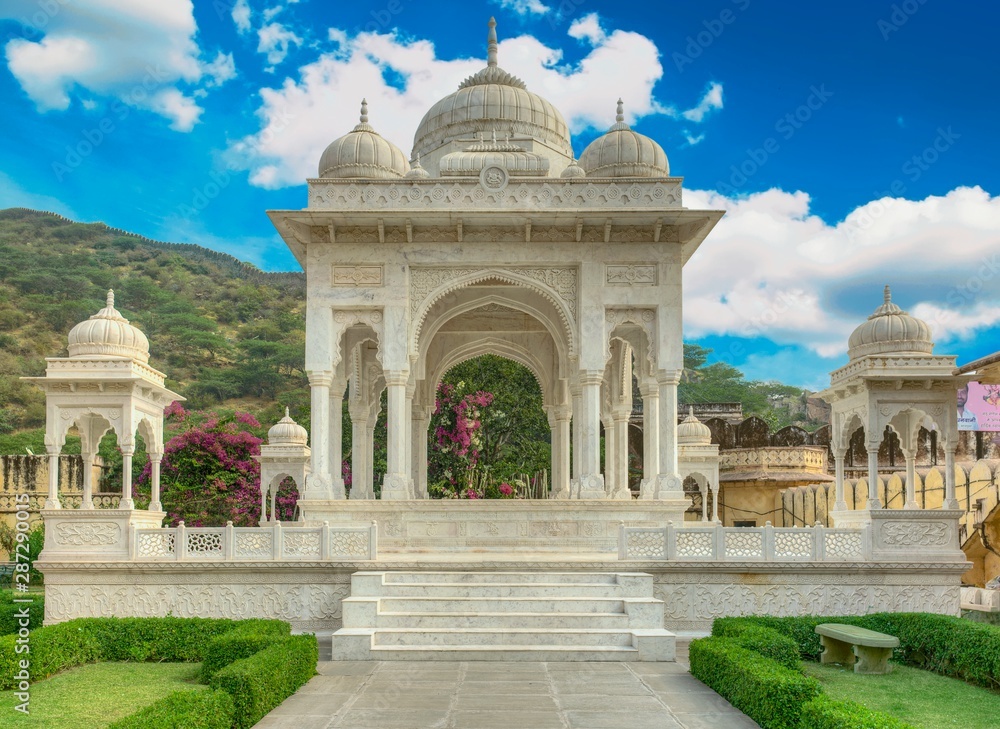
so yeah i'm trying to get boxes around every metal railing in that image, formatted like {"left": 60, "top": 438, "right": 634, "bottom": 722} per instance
{"left": 618, "top": 522, "right": 870, "bottom": 562}
{"left": 130, "top": 520, "right": 377, "bottom": 561}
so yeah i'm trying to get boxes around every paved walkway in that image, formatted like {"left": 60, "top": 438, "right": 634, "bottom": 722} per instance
{"left": 254, "top": 642, "right": 759, "bottom": 728}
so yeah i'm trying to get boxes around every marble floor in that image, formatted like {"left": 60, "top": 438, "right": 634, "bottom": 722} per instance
{"left": 253, "top": 641, "right": 760, "bottom": 729}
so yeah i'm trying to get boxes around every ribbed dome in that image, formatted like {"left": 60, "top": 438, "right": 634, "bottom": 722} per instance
{"left": 560, "top": 158, "right": 586, "bottom": 178}
{"left": 579, "top": 100, "right": 670, "bottom": 178}
{"left": 318, "top": 100, "right": 409, "bottom": 179}
{"left": 267, "top": 408, "right": 308, "bottom": 445}
{"left": 67, "top": 290, "right": 150, "bottom": 363}
{"left": 677, "top": 407, "right": 712, "bottom": 445}
{"left": 411, "top": 19, "right": 573, "bottom": 162}
{"left": 847, "top": 286, "right": 934, "bottom": 360}
{"left": 405, "top": 153, "right": 431, "bottom": 179}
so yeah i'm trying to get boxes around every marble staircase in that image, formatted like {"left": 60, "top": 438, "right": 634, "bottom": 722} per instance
{"left": 331, "top": 570, "right": 676, "bottom": 661}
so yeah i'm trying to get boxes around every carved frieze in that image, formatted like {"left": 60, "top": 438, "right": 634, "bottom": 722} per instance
{"left": 54, "top": 522, "right": 121, "bottom": 546}
{"left": 880, "top": 521, "right": 950, "bottom": 547}
{"left": 332, "top": 266, "right": 383, "bottom": 286}
{"left": 606, "top": 265, "right": 657, "bottom": 285}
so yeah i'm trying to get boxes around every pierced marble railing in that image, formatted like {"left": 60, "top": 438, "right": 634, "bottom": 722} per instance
{"left": 130, "top": 521, "right": 378, "bottom": 561}
{"left": 618, "top": 522, "right": 870, "bottom": 562}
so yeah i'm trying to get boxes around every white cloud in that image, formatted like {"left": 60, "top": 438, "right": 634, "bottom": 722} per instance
{"left": 682, "top": 82, "right": 723, "bottom": 122}
{"left": 202, "top": 51, "right": 237, "bottom": 87}
{"left": 568, "top": 13, "right": 606, "bottom": 45}
{"left": 495, "top": 0, "right": 551, "bottom": 16}
{"left": 0, "top": 0, "right": 233, "bottom": 129}
{"left": 232, "top": 0, "right": 251, "bottom": 34}
{"left": 682, "top": 186, "right": 1000, "bottom": 358}
{"left": 231, "top": 19, "right": 675, "bottom": 187}
{"left": 257, "top": 22, "right": 302, "bottom": 68}
{"left": 684, "top": 132, "right": 705, "bottom": 146}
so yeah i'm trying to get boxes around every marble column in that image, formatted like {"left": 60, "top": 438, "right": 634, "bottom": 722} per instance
{"left": 700, "top": 483, "right": 708, "bottom": 522}
{"left": 328, "top": 381, "right": 346, "bottom": 499}
{"left": 550, "top": 407, "right": 571, "bottom": 498}
{"left": 903, "top": 448, "right": 919, "bottom": 509}
{"left": 305, "top": 372, "right": 334, "bottom": 499}
{"left": 612, "top": 411, "right": 631, "bottom": 499}
{"left": 655, "top": 373, "right": 683, "bottom": 499}
{"left": 149, "top": 454, "right": 162, "bottom": 512}
{"left": 577, "top": 372, "right": 606, "bottom": 498}
{"left": 639, "top": 383, "right": 659, "bottom": 499}
{"left": 866, "top": 439, "right": 882, "bottom": 509}
{"left": 382, "top": 371, "right": 410, "bottom": 499}
{"left": 602, "top": 412, "right": 616, "bottom": 495}
{"left": 944, "top": 444, "right": 959, "bottom": 509}
{"left": 45, "top": 448, "right": 61, "bottom": 510}
{"left": 570, "top": 389, "right": 582, "bottom": 492}
{"left": 711, "top": 485, "right": 721, "bottom": 523}
{"left": 833, "top": 449, "right": 847, "bottom": 511}
{"left": 404, "top": 383, "right": 415, "bottom": 498}
{"left": 120, "top": 443, "right": 135, "bottom": 510}
{"left": 412, "top": 405, "right": 430, "bottom": 499}
{"left": 366, "top": 399, "right": 380, "bottom": 497}
{"left": 349, "top": 403, "right": 371, "bottom": 499}
{"left": 258, "top": 479, "right": 269, "bottom": 526}
{"left": 81, "top": 448, "right": 96, "bottom": 510}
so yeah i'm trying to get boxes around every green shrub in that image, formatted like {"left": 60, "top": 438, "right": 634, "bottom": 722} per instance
{"left": 0, "top": 590, "right": 44, "bottom": 635}
{"left": 0, "top": 616, "right": 292, "bottom": 688}
{"left": 210, "top": 634, "right": 318, "bottom": 729}
{"left": 689, "top": 636, "right": 821, "bottom": 729}
{"left": 800, "top": 695, "right": 918, "bottom": 729}
{"left": 713, "top": 613, "right": 1000, "bottom": 690}
{"left": 107, "top": 689, "right": 235, "bottom": 729}
{"left": 200, "top": 620, "right": 291, "bottom": 681}
{"left": 730, "top": 625, "right": 801, "bottom": 670}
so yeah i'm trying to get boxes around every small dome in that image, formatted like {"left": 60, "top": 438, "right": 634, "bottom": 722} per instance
{"left": 405, "top": 153, "right": 431, "bottom": 179}
{"left": 561, "top": 158, "right": 586, "bottom": 178}
{"left": 579, "top": 100, "right": 670, "bottom": 178}
{"left": 268, "top": 408, "right": 308, "bottom": 445}
{"left": 411, "top": 19, "right": 573, "bottom": 163}
{"left": 677, "top": 407, "right": 712, "bottom": 445}
{"left": 318, "top": 100, "right": 409, "bottom": 179}
{"left": 847, "top": 286, "right": 934, "bottom": 360}
{"left": 68, "top": 290, "right": 150, "bottom": 362}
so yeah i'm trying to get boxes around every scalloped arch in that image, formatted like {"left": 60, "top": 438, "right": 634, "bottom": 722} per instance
{"left": 428, "top": 337, "right": 551, "bottom": 408}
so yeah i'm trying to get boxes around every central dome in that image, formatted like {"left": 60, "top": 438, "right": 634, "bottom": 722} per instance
{"left": 847, "top": 286, "right": 934, "bottom": 360}
{"left": 411, "top": 18, "right": 573, "bottom": 166}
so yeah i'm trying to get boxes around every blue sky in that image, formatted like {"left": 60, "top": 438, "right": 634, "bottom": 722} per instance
{"left": 1, "top": 0, "right": 998, "bottom": 389}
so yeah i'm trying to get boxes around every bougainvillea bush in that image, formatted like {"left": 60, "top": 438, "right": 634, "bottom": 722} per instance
{"left": 133, "top": 406, "right": 297, "bottom": 527}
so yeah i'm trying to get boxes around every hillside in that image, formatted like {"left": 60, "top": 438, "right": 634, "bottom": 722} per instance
{"left": 0, "top": 207, "right": 826, "bottom": 452}
{"left": 0, "top": 208, "right": 308, "bottom": 436}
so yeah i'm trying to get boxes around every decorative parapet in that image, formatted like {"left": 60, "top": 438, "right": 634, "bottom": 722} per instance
{"left": 830, "top": 354, "right": 958, "bottom": 384}
{"left": 306, "top": 178, "right": 683, "bottom": 211}
{"left": 618, "top": 522, "right": 869, "bottom": 562}
{"left": 131, "top": 521, "right": 378, "bottom": 561}
{"left": 869, "top": 509, "right": 966, "bottom": 563}
{"left": 721, "top": 446, "right": 828, "bottom": 473}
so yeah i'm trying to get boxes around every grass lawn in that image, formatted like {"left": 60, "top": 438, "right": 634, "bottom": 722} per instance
{"left": 802, "top": 661, "right": 1000, "bottom": 729}
{"left": 0, "top": 662, "right": 205, "bottom": 727}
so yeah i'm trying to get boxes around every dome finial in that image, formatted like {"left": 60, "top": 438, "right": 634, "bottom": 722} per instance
{"left": 106, "top": 289, "right": 115, "bottom": 309}
{"left": 487, "top": 17, "right": 498, "bottom": 67}
{"left": 284, "top": 406, "right": 290, "bottom": 418}
{"left": 360, "top": 98, "right": 368, "bottom": 124}
{"left": 616, "top": 98, "right": 625, "bottom": 124}
{"left": 883, "top": 284, "right": 891, "bottom": 305}
{"left": 689, "top": 405, "right": 695, "bottom": 417}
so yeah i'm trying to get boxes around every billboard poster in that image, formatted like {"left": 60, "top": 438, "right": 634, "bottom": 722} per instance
{"left": 958, "top": 381, "right": 1000, "bottom": 432}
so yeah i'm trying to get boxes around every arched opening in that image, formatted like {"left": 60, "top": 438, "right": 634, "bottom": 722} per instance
{"left": 427, "top": 354, "right": 550, "bottom": 498}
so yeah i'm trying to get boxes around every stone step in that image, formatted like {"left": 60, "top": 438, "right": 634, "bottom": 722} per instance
{"left": 371, "top": 628, "right": 637, "bottom": 647}
{"left": 366, "top": 611, "right": 637, "bottom": 629}
{"left": 375, "top": 571, "right": 631, "bottom": 585}
{"left": 368, "top": 596, "right": 630, "bottom": 614}
{"left": 356, "top": 582, "right": 642, "bottom": 598}
{"left": 367, "top": 645, "right": 642, "bottom": 662}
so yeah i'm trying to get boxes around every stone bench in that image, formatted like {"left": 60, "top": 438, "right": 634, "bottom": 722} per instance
{"left": 815, "top": 623, "right": 899, "bottom": 674}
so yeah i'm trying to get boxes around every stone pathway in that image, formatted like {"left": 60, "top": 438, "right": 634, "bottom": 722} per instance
{"left": 254, "top": 642, "right": 759, "bottom": 728}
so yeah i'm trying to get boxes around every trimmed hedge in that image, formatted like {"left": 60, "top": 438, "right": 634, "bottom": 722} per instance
{"left": 800, "top": 695, "right": 918, "bottom": 729}
{"left": 107, "top": 689, "right": 236, "bottom": 729}
{"left": 689, "top": 636, "right": 821, "bottom": 729}
{"left": 715, "top": 622, "right": 801, "bottom": 670}
{"left": 0, "top": 616, "right": 291, "bottom": 689}
{"left": 210, "top": 634, "right": 318, "bottom": 729}
{"left": 200, "top": 620, "right": 291, "bottom": 681}
{"left": 713, "top": 613, "right": 1000, "bottom": 690}
{"left": 0, "top": 590, "right": 44, "bottom": 635}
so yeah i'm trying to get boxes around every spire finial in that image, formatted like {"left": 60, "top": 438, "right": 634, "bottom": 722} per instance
{"left": 689, "top": 406, "right": 695, "bottom": 417}
{"left": 284, "top": 406, "right": 290, "bottom": 418}
{"left": 360, "top": 98, "right": 368, "bottom": 124}
{"left": 487, "top": 17, "right": 498, "bottom": 67}
{"left": 616, "top": 98, "right": 625, "bottom": 123}
{"left": 883, "top": 284, "right": 891, "bottom": 305}
{"left": 106, "top": 289, "right": 115, "bottom": 308}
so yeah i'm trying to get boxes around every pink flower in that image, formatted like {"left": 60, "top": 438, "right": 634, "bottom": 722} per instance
{"left": 499, "top": 483, "right": 513, "bottom": 496}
